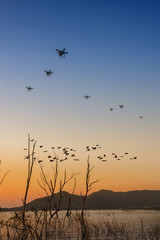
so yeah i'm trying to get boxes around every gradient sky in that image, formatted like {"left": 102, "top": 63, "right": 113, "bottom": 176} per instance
{"left": 0, "top": 0, "right": 160, "bottom": 207}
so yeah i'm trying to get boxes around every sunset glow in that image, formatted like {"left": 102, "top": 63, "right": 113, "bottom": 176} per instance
{"left": 0, "top": 0, "right": 160, "bottom": 208}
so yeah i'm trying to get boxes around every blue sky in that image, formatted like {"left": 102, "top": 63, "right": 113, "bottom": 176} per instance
{"left": 0, "top": 0, "right": 160, "bottom": 207}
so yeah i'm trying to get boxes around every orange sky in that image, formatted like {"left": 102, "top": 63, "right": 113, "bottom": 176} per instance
{"left": 0, "top": 136, "right": 160, "bottom": 208}
{"left": 0, "top": 1, "right": 160, "bottom": 209}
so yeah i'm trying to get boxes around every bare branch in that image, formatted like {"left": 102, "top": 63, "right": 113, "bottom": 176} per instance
{"left": 0, "top": 170, "right": 9, "bottom": 186}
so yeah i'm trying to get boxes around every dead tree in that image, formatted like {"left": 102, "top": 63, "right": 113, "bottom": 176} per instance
{"left": 38, "top": 160, "right": 79, "bottom": 219}
{"left": 22, "top": 134, "right": 37, "bottom": 223}
{"left": 80, "top": 156, "right": 99, "bottom": 240}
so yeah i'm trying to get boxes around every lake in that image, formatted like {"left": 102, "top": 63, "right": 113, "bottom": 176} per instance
{"left": 1, "top": 210, "right": 160, "bottom": 239}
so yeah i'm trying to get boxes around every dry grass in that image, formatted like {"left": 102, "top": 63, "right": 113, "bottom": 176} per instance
{"left": 1, "top": 212, "right": 160, "bottom": 240}
{"left": 1, "top": 135, "right": 160, "bottom": 239}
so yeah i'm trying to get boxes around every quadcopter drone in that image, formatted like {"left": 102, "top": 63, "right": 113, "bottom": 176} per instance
{"left": 26, "top": 86, "right": 34, "bottom": 91}
{"left": 119, "top": 105, "right": 124, "bottom": 109}
{"left": 44, "top": 69, "right": 54, "bottom": 76}
{"left": 84, "top": 95, "right": 91, "bottom": 99}
{"left": 56, "top": 48, "right": 68, "bottom": 58}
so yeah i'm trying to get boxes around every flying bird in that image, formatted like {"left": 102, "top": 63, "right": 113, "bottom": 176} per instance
{"left": 139, "top": 116, "right": 143, "bottom": 119}
{"left": 92, "top": 147, "right": 96, "bottom": 150}
{"left": 109, "top": 108, "right": 114, "bottom": 111}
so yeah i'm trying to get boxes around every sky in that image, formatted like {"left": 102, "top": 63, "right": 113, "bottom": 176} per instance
{"left": 0, "top": 0, "right": 160, "bottom": 207}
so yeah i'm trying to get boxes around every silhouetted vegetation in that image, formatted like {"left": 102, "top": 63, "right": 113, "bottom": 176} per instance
{"left": 0, "top": 135, "right": 160, "bottom": 239}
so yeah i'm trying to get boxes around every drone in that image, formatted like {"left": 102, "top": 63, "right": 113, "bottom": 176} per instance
{"left": 26, "top": 86, "right": 34, "bottom": 91}
{"left": 56, "top": 48, "right": 68, "bottom": 57}
{"left": 84, "top": 95, "right": 91, "bottom": 99}
{"left": 44, "top": 69, "right": 54, "bottom": 76}
{"left": 139, "top": 116, "right": 143, "bottom": 119}
{"left": 119, "top": 105, "right": 124, "bottom": 109}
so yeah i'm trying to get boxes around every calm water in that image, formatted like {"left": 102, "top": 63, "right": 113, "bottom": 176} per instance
{"left": 1, "top": 209, "right": 160, "bottom": 226}
{"left": 1, "top": 210, "right": 160, "bottom": 239}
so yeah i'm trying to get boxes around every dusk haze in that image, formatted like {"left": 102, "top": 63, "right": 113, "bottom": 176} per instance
{"left": 0, "top": 1, "right": 160, "bottom": 239}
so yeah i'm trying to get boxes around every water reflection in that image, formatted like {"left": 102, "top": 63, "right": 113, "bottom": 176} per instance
{"left": 0, "top": 210, "right": 160, "bottom": 239}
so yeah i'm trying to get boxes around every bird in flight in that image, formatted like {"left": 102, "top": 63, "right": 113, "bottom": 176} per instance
{"left": 84, "top": 95, "right": 91, "bottom": 99}
{"left": 109, "top": 108, "right": 114, "bottom": 111}
{"left": 139, "top": 116, "right": 143, "bottom": 119}
{"left": 26, "top": 86, "right": 34, "bottom": 91}
{"left": 44, "top": 69, "right": 54, "bottom": 76}
{"left": 92, "top": 147, "right": 96, "bottom": 150}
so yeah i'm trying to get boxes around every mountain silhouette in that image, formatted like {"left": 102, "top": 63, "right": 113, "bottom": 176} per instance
{"left": 2, "top": 190, "right": 160, "bottom": 212}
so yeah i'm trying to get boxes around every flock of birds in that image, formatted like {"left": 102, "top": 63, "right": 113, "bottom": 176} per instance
{"left": 24, "top": 140, "right": 138, "bottom": 164}
{"left": 24, "top": 47, "right": 142, "bottom": 164}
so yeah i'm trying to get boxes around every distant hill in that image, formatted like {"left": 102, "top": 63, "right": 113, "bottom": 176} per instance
{"left": 2, "top": 190, "right": 160, "bottom": 212}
